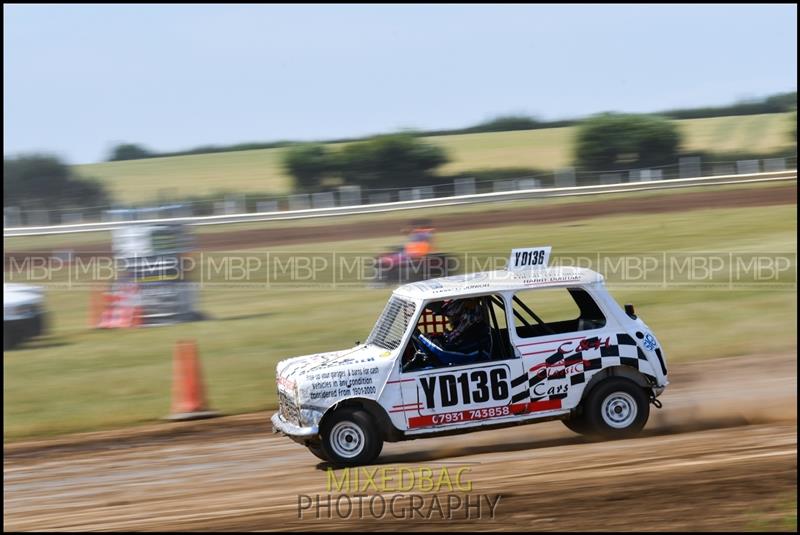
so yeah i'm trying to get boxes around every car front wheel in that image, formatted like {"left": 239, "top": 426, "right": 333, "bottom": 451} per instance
{"left": 320, "top": 408, "right": 383, "bottom": 467}
{"left": 306, "top": 441, "right": 330, "bottom": 462}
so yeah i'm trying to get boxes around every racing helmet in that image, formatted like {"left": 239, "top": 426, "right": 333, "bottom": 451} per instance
{"left": 441, "top": 298, "right": 484, "bottom": 331}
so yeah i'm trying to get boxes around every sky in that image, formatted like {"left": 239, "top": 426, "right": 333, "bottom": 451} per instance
{"left": 3, "top": 4, "right": 797, "bottom": 164}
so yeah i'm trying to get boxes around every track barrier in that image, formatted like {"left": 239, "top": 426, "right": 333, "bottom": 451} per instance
{"left": 95, "top": 284, "right": 142, "bottom": 329}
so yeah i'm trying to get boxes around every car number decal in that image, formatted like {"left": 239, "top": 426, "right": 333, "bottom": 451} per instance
{"left": 416, "top": 364, "right": 511, "bottom": 411}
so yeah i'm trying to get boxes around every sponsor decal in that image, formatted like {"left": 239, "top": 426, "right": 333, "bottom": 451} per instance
{"left": 408, "top": 399, "right": 562, "bottom": 428}
{"left": 305, "top": 365, "right": 381, "bottom": 400}
{"left": 446, "top": 272, "right": 488, "bottom": 283}
{"left": 277, "top": 375, "right": 297, "bottom": 391}
{"left": 532, "top": 382, "right": 568, "bottom": 397}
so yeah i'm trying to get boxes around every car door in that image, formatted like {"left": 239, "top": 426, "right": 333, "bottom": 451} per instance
{"left": 396, "top": 294, "right": 528, "bottom": 433}
{"left": 508, "top": 286, "right": 611, "bottom": 412}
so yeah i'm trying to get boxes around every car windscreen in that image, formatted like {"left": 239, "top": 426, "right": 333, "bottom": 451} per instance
{"left": 366, "top": 296, "right": 417, "bottom": 350}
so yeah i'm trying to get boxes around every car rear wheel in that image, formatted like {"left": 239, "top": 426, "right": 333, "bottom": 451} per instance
{"left": 320, "top": 408, "right": 383, "bottom": 467}
{"left": 562, "top": 413, "right": 592, "bottom": 435}
{"left": 584, "top": 378, "right": 649, "bottom": 439}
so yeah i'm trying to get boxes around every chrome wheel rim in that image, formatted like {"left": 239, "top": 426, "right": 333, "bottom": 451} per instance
{"left": 329, "top": 421, "right": 366, "bottom": 458}
{"left": 601, "top": 392, "right": 637, "bottom": 429}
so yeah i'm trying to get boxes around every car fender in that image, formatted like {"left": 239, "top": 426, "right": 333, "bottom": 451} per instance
{"left": 579, "top": 365, "right": 655, "bottom": 405}
{"left": 319, "top": 397, "right": 404, "bottom": 442}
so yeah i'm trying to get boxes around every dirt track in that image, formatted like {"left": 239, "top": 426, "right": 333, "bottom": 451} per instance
{"left": 4, "top": 353, "right": 797, "bottom": 531}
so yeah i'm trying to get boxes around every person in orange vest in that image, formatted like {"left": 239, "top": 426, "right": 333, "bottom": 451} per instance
{"left": 403, "top": 221, "right": 435, "bottom": 260}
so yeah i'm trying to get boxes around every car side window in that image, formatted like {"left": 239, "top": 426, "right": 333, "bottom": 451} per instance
{"left": 511, "top": 287, "right": 606, "bottom": 339}
{"left": 401, "top": 294, "right": 513, "bottom": 373}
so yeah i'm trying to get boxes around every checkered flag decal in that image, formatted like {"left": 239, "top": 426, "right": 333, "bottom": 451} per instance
{"left": 509, "top": 333, "right": 657, "bottom": 404}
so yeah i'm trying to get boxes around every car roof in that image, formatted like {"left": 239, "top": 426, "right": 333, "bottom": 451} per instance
{"left": 392, "top": 266, "right": 604, "bottom": 301}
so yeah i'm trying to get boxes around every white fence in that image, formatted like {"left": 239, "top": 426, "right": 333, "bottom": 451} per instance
{"left": 4, "top": 169, "right": 796, "bottom": 237}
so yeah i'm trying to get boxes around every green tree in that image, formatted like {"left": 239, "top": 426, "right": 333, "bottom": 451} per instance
{"left": 574, "top": 113, "right": 681, "bottom": 171}
{"left": 4, "top": 154, "right": 110, "bottom": 212}
{"left": 337, "top": 134, "right": 448, "bottom": 189}
{"left": 282, "top": 143, "right": 336, "bottom": 191}
{"left": 108, "top": 143, "right": 154, "bottom": 161}
{"left": 467, "top": 115, "right": 541, "bottom": 133}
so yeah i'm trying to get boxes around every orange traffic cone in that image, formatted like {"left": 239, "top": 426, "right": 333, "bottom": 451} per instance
{"left": 165, "top": 340, "right": 219, "bottom": 421}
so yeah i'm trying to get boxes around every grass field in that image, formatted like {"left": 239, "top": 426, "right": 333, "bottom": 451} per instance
{"left": 73, "top": 113, "right": 796, "bottom": 204}
{"left": 746, "top": 492, "right": 798, "bottom": 532}
{"left": 3, "top": 196, "right": 796, "bottom": 440}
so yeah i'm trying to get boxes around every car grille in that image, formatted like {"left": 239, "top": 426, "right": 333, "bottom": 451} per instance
{"left": 279, "top": 390, "right": 300, "bottom": 426}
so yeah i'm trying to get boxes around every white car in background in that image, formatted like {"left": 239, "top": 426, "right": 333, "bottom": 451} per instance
{"left": 4, "top": 283, "right": 47, "bottom": 350}
{"left": 272, "top": 247, "right": 669, "bottom": 466}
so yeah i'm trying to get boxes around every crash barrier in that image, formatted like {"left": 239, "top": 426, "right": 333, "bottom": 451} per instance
{"left": 93, "top": 284, "right": 142, "bottom": 329}
{"left": 109, "top": 225, "right": 201, "bottom": 325}
{"left": 4, "top": 169, "right": 796, "bottom": 237}
{"left": 166, "top": 340, "right": 219, "bottom": 421}
{"left": 88, "top": 283, "right": 198, "bottom": 329}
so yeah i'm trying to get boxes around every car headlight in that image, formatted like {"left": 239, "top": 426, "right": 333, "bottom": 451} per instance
{"left": 299, "top": 408, "right": 324, "bottom": 427}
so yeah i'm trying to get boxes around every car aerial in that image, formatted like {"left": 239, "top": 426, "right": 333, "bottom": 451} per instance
{"left": 4, "top": 283, "right": 47, "bottom": 350}
{"left": 272, "top": 247, "right": 668, "bottom": 466}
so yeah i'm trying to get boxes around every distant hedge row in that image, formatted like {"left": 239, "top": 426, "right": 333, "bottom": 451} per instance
{"left": 4, "top": 155, "right": 110, "bottom": 214}
{"left": 107, "top": 92, "right": 796, "bottom": 161}
{"left": 658, "top": 91, "right": 796, "bottom": 120}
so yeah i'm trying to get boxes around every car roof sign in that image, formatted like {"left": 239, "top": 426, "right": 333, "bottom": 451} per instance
{"left": 508, "top": 246, "right": 552, "bottom": 270}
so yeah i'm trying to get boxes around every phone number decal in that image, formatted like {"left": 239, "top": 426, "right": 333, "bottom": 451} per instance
{"left": 408, "top": 399, "right": 562, "bottom": 429}
{"left": 432, "top": 406, "right": 511, "bottom": 425}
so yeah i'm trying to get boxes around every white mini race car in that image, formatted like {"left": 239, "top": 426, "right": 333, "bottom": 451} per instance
{"left": 272, "top": 247, "right": 668, "bottom": 466}
{"left": 4, "top": 283, "right": 47, "bottom": 350}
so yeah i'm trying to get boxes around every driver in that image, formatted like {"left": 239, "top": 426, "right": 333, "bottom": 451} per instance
{"left": 410, "top": 298, "right": 492, "bottom": 367}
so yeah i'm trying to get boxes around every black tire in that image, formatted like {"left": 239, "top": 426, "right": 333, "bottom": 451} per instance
{"left": 583, "top": 378, "right": 649, "bottom": 439}
{"left": 562, "top": 413, "right": 592, "bottom": 435}
{"left": 306, "top": 441, "right": 330, "bottom": 462}
{"left": 320, "top": 408, "right": 383, "bottom": 467}
{"left": 4, "top": 325, "right": 19, "bottom": 351}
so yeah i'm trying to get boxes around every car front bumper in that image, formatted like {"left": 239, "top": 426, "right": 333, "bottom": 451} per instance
{"left": 271, "top": 412, "right": 319, "bottom": 438}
